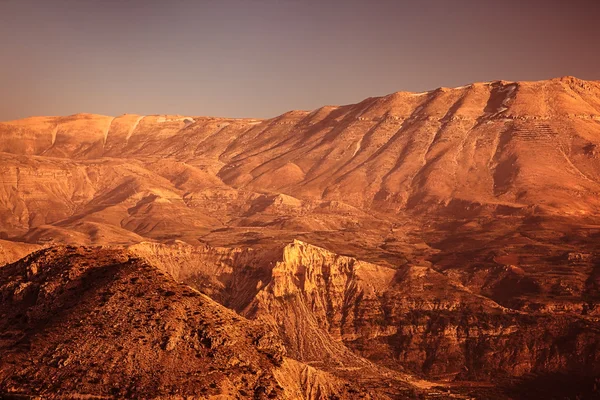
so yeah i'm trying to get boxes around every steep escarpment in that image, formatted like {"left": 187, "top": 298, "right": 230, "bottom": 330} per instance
{"left": 244, "top": 240, "right": 395, "bottom": 365}
{"left": 350, "top": 267, "right": 600, "bottom": 380}
{"left": 240, "top": 240, "right": 600, "bottom": 383}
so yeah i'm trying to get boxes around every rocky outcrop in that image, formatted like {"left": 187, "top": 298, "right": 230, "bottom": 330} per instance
{"left": 236, "top": 240, "right": 600, "bottom": 382}
{"left": 243, "top": 240, "right": 394, "bottom": 365}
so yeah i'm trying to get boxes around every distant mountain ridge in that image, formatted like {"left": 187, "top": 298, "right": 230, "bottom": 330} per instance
{"left": 1, "top": 77, "right": 600, "bottom": 243}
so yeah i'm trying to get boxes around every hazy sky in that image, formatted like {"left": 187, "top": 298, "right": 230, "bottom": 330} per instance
{"left": 1, "top": 0, "right": 599, "bottom": 120}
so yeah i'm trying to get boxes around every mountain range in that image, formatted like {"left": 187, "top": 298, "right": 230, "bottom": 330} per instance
{"left": 1, "top": 76, "right": 600, "bottom": 399}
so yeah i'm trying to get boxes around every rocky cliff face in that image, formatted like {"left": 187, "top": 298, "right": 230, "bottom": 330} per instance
{"left": 244, "top": 240, "right": 394, "bottom": 365}
{"left": 237, "top": 241, "right": 600, "bottom": 381}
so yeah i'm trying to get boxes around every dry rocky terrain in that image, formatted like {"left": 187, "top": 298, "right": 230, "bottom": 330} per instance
{"left": 1, "top": 76, "right": 600, "bottom": 398}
